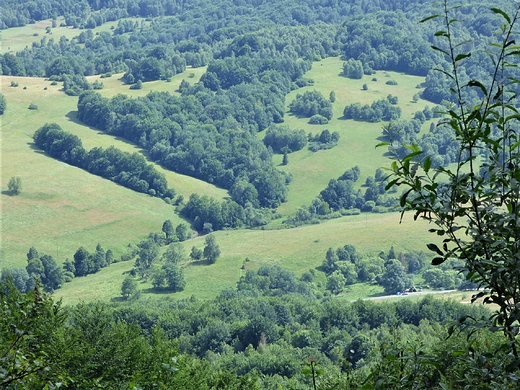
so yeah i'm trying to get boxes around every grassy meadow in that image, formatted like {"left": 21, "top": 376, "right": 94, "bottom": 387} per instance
{"left": 1, "top": 17, "right": 148, "bottom": 54}
{"left": 0, "top": 69, "right": 225, "bottom": 268}
{"left": 274, "top": 57, "right": 433, "bottom": 217}
{"left": 1, "top": 31, "right": 439, "bottom": 304}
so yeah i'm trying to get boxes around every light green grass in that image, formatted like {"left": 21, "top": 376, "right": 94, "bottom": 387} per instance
{"left": 1, "top": 17, "right": 148, "bottom": 54}
{"left": 274, "top": 57, "right": 433, "bottom": 216}
{"left": 0, "top": 74, "right": 225, "bottom": 268}
{"left": 2, "top": 56, "right": 439, "bottom": 304}
{"left": 88, "top": 67, "right": 207, "bottom": 98}
{"left": 54, "top": 212, "right": 435, "bottom": 304}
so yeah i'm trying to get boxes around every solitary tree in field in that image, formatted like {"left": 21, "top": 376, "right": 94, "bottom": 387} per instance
{"left": 203, "top": 235, "right": 221, "bottom": 264}
{"left": 8, "top": 176, "right": 21, "bottom": 195}
{"left": 162, "top": 219, "right": 174, "bottom": 242}
{"left": 121, "top": 276, "right": 138, "bottom": 299}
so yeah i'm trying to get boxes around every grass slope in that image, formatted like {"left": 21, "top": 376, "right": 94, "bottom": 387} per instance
{"left": 274, "top": 57, "right": 432, "bottom": 217}
{"left": 1, "top": 17, "right": 148, "bottom": 54}
{"left": 3, "top": 55, "right": 437, "bottom": 303}
{"left": 55, "top": 212, "right": 434, "bottom": 304}
{"left": 0, "top": 72, "right": 225, "bottom": 268}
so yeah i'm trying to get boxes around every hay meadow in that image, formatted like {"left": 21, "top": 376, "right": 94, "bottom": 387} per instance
{"left": 2, "top": 25, "right": 438, "bottom": 303}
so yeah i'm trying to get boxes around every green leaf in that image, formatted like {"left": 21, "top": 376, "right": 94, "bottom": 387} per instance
{"left": 400, "top": 189, "right": 412, "bottom": 207}
{"left": 375, "top": 142, "right": 390, "bottom": 148}
{"left": 431, "top": 45, "right": 450, "bottom": 57}
{"left": 427, "top": 243, "right": 444, "bottom": 256}
{"left": 454, "top": 53, "right": 471, "bottom": 62}
{"left": 491, "top": 7, "right": 511, "bottom": 24}
{"left": 431, "top": 257, "right": 445, "bottom": 266}
{"left": 420, "top": 14, "right": 441, "bottom": 23}
{"left": 506, "top": 359, "right": 520, "bottom": 373}
{"left": 467, "top": 80, "right": 488, "bottom": 96}
{"left": 424, "top": 156, "right": 431, "bottom": 173}
{"left": 434, "top": 31, "right": 449, "bottom": 37}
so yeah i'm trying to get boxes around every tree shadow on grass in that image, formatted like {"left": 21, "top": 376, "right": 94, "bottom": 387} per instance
{"left": 27, "top": 141, "right": 45, "bottom": 153}
{"left": 187, "top": 259, "right": 214, "bottom": 267}
{"left": 142, "top": 287, "right": 177, "bottom": 294}
{"left": 65, "top": 110, "right": 152, "bottom": 155}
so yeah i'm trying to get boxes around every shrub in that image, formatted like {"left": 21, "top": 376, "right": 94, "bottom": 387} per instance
{"left": 309, "top": 114, "right": 329, "bottom": 125}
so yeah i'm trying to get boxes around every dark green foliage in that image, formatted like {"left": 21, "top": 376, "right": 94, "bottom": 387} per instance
{"left": 203, "top": 234, "right": 220, "bottom": 264}
{"left": 77, "top": 89, "right": 287, "bottom": 208}
{"left": 237, "top": 265, "right": 313, "bottom": 296}
{"left": 289, "top": 90, "right": 333, "bottom": 120}
{"left": 378, "top": 259, "right": 411, "bottom": 294}
{"left": 175, "top": 223, "right": 189, "bottom": 241}
{"left": 63, "top": 74, "right": 92, "bottom": 96}
{"left": 308, "top": 114, "right": 329, "bottom": 124}
{"left": 339, "top": 166, "right": 361, "bottom": 182}
{"left": 28, "top": 103, "right": 38, "bottom": 110}
{"left": 263, "top": 125, "right": 307, "bottom": 153}
{"left": 162, "top": 219, "right": 174, "bottom": 242}
{"left": 33, "top": 123, "right": 173, "bottom": 199}
{"left": 135, "top": 239, "right": 159, "bottom": 275}
{"left": 73, "top": 246, "right": 92, "bottom": 277}
{"left": 121, "top": 276, "right": 138, "bottom": 298}
{"left": 0, "top": 268, "right": 32, "bottom": 292}
{"left": 0, "top": 92, "right": 6, "bottom": 115}
{"left": 7, "top": 176, "right": 21, "bottom": 195}
{"left": 162, "top": 243, "right": 187, "bottom": 265}
{"left": 182, "top": 194, "right": 246, "bottom": 231}
{"left": 190, "top": 246, "right": 203, "bottom": 261}
{"left": 343, "top": 59, "right": 364, "bottom": 79}
{"left": 0, "top": 281, "right": 67, "bottom": 388}
{"left": 319, "top": 178, "right": 357, "bottom": 211}
{"left": 163, "top": 263, "right": 186, "bottom": 292}
{"left": 343, "top": 98, "right": 401, "bottom": 122}
{"left": 308, "top": 129, "right": 340, "bottom": 152}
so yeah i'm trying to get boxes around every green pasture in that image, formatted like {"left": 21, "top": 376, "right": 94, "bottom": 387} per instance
{"left": 2, "top": 54, "right": 440, "bottom": 304}
{"left": 55, "top": 212, "right": 435, "bottom": 304}
{"left": 274, "top": 57, "right": 433, "bottom": 216}
{"left": 0, "top": 74, "right": 225, "bottom": 268}
{"left": 88, "top": 67, "right": 207, "bottom": 98}
{"left": 1, "top": 17, "right": 148, "bottom": 54}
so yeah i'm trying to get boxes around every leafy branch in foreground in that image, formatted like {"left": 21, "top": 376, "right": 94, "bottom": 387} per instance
{"left": 380, "top": 0, "right": 520, "bottom": 368}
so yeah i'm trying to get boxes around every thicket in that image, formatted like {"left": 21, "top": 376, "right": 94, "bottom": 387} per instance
{"left": 307, "top": 129, "right": 340, "bottom": 152}
{"left": 77, "top": 79, "right": 291, "bottom": 208}
{"left": 343, "top": 96, "right": 402, "bottom": 122}
{"left": 288, "top": 90, "right": 333, "bottom": 120}
{"left": 263, "top": 125, "right": 307, "bottom": 154}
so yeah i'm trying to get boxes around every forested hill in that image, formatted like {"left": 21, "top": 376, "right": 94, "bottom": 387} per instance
{"left": 2, "top": 0, "right": 515, "bottom": 232}
{"left": 0, "top": 0, "right": 447, "bottom": 30}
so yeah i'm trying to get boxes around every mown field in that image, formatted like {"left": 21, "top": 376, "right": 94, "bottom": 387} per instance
{"left": 2, "top": 23, "right": 439, "bottom": 303}
{"left": 273, "top": 57, "right": 433, "bottom": 217}
{"left": 1, "top": 16, "right": 149, "bottom": 53}
{"left": 0, "top": 70, "right": 226, "bottom": 268}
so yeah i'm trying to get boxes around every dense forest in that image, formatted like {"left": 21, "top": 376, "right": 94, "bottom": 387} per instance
{"left": 3, "top": 0, "right": 520, "bottom": 388}
{"left": 2, "top": 276, "right": 504, "bottom": 389}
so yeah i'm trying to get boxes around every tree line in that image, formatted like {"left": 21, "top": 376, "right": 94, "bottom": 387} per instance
{"left": 33, "top": 123, "right": 175, "bottom": 199}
